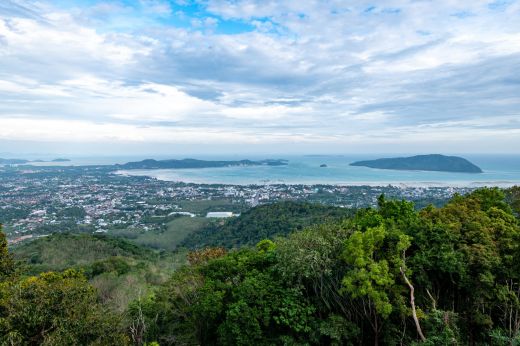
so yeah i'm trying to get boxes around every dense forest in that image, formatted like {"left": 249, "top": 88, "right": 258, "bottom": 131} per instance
{"left": 2, "top": 187, "right": 520, "bottom": 345}
{"left": 181, "top": 201, "right": 354, "bottom": 249}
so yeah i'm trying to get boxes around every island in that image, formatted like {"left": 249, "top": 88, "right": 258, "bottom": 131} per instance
{"left": 320, "top": 164, "right": 327, "bottom": 168}
{"left": 350, "top": 154, "right": 483, "bottom": 173}
{"left": 52, "top": 158, "right": 71, "bottom": 162}
{"left": 116, "top": 158, "right": 288, "bottom": 170}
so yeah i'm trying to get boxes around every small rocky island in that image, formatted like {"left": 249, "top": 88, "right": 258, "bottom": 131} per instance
{"left": 350, "top": 154, "right": 482, "bottom": 173}
{"left": 117, "top": 158, "right": 288, "bottom": 170}
{"left": 320, "top": 164, "right": 327, "bottom": 168}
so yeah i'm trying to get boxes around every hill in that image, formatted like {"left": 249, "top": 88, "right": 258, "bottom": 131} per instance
{"left": 12, "top": 233, "right": 156, "bottom": 272}
{"left": 4, "top": 188, "right": 520, "bottom": 345}
{"left": 350, "top": 154, "right": 483, "bottom": 173}
{"left": 12, "top": 233, "right": 186, "bottom": 311}
{"left": 181, "top": 201, "right": 353, "bottom": 248}
{"left": 116, "top": 158, "right": 288, "bottom": 170}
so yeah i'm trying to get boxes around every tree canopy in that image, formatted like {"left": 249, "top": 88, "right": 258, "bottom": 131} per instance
{"left": 2, "top": 187, "right": 520, "bottom": 345}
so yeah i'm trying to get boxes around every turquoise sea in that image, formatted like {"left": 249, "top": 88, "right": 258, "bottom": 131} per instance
{"left": 106, "top": 154, "right": 520, "bottom": 187}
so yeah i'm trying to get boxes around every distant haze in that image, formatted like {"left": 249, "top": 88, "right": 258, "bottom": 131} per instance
{"left": 0, "top": 1, "right": 519, "bottom": 155}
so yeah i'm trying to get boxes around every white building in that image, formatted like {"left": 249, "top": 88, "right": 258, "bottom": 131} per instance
{"left": 206, "top": 212, "right": 234, "bottom": 218}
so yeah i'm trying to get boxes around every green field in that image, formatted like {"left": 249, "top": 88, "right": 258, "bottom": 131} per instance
{"left": 110, "top": 216, "right": 211, "bottom": 251}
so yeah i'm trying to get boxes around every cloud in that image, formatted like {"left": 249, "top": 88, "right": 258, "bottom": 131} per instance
{"left": 0, "top": 0, "right": 519, "bottom": 153}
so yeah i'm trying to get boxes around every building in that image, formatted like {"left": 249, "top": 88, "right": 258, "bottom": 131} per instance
{"left": 206, "top": 212, "right": 234, "bottom": 218}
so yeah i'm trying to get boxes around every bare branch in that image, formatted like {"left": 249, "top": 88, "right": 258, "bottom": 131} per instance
{"left": 401, "top": 266, "right": 426, "bottom": 342}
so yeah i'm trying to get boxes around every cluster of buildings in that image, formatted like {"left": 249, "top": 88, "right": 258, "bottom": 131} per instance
{"left": 0, "top": 165, "right": 474, "bottom": 243}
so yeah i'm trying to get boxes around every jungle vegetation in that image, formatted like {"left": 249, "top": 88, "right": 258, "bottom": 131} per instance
{"left": 1, "top": 187, "right": 520, "bottom": 345}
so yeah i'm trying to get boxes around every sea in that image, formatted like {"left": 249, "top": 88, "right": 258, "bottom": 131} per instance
{"left": 28, "top": 154, "right": 520, "bottom": 187}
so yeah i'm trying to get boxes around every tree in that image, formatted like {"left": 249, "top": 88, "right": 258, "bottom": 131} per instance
{"left": 410, "top": 188, "right": 520, "bottom": 343}
{"left": 341, "top": 224, "right": 412, "bottom": 345}
{"left": 0, "top": 269, "right": 129, "bottom": 345}
{"left": 505, "top": 186, "right": 520, "bottom": 217}
{"left": 0, "top": 225, "right": 14, "bottom": 281}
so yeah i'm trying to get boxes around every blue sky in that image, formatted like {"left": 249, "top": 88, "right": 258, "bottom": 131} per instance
{"left": 0, "top": 0, "right": 519, "bottom": 155}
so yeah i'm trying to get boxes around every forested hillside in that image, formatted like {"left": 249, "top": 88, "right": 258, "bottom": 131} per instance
{"left": 14, "top": 233, "right": 158, "bottom": 273}
{"left": 11, "top": 233, "right": 186, "bottom": 311}
{"left": 181, "top": 201, "right": 354, "bottom": 249}
{"left": 1, "top": 187, "right": 520, "bottom": 345}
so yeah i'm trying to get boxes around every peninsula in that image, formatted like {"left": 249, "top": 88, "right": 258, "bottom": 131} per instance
{"left": 116, "top": 158, "right": 288, "bottom": 170}
{"left": 350, "top": 154, "right": 483, "bottom": 173}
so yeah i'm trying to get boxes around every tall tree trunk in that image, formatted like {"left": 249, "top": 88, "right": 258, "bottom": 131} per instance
{"left": 374, "top": 314, "right": 379, "bottom": 346}
{"left": 401, "top": 266, "right": 426, "bottom": 342}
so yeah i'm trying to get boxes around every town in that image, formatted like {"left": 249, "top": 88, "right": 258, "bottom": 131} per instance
{"left": 0, "top": 165, "right": 474, "bottom": 244}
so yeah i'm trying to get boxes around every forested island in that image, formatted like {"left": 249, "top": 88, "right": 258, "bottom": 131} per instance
{"left": 2, "top": 187, "right": 520, "bottom": 345}
{"left": 350, "top": 154, "right": 483, "bottom": 173}
{"left": 116, "top": 158, "right": 288, "bottom": 170}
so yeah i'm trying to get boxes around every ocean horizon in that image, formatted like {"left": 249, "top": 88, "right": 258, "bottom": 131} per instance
{"left": 105, "top": 154, "right": 520, "bottom": 187}
{"left": 15, "top": 153, "right": 520, "bottom": 187}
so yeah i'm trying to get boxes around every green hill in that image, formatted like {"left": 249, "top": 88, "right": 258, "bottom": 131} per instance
{"left": 181, "top": 201, "right": 354, "bottom": 249}
{"left": 12, "top": 233, "right": 155, "bottom": 272}
{"left": 4, "top": 188, "right": 520, "bottom": 345}
{"left": 350, "top": 154, "right": 483, "bottom": 173}
{"left": 12, "top": 233, "right": 186, "bottom": 311}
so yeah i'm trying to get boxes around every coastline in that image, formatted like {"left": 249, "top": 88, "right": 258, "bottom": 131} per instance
{"left": 114, "top": 169, "right": 520, "bottom": 188}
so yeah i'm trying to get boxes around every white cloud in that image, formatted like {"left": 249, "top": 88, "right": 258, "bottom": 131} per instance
{"left": 0, "top": 0, "right": 519, "bottom": 153}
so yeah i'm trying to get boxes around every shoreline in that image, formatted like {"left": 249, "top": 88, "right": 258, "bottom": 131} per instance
{"left": 114, "top": 170, "right": 520, "bottom": 188}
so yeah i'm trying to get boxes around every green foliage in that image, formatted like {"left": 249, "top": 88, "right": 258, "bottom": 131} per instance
{"left": 506, "top": 186, "right": 520, "bottom": 216}
{"left": 5, "top": 188, "right": 520, "bottom": 344}
{"left": 0, "top": 206, "right": 31, "bottom": 224}
{"left": 111, "top": 216, "right": 211, "bottom": 251}
{"left": 89, "top": 256, "right": 132, "bottom": 277}
{"left": 256, "top": 239, "right": 276, "bottom": 253}
{"left": 137, "top": 188, "right": 520, "bottom": 345}
{"left": 415, "top": 309, "right": 461, "bottom": 345}
{"left": 12, "top": 233, "right": 156, "bottom": 273}
{"left": 275, "top": 223, "right": 347, "bottom": 282}
{"left": 489, "top": 328, "right": 520, "bottom": 345}
{"left": 410, "top": 188, "right": 520, "bottom": 341}
{"left": 318, "top": 315, "right": 360, "bottom": 346}
{"left": 182, "top": 201, "right": 353, "bottom": 249}
{"left": 55, "top": 206, "right": 87, "bottom": 218}
{"left": 135, "top": 247, "right": 324, "bottom": 345}
{"left": 12, "top": 233, "right": 185, "bottom": 311}
{"left": 0, "top": 225, "right": 14, "bottom": 281}
{"left": 0, "top": 269, "right": 129, "bottom": 345}
{"left": 342, "top": 225, "right": 410, "bottom": 318}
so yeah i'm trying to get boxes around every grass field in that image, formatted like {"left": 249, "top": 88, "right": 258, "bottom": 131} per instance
{"left": 107, "top": 198, "right": 250, "bottom": 251}
{"left": 109, "top": 216, "right": 212, "bottom": 251}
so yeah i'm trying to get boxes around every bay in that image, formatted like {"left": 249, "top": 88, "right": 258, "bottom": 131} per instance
{"left": 114, "top": 154, "right": 520, "bottom": 187}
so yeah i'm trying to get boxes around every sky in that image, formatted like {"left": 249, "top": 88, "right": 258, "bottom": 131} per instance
{"left": 0, "top": 0, "right": 519, "bottom": 156}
